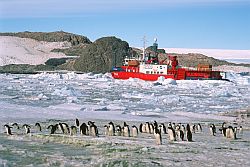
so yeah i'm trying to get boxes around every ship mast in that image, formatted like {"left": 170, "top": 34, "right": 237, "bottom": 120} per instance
{"left": 142, "top": 36, "right": 147, "bottom": 61}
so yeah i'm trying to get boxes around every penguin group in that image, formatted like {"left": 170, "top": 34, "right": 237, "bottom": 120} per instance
{"left": 138, "top": 121, "right": 198, "bottom": 145}
{"left": 103, "top": 121, "right": 138, "bottom": 138}
{"left": 208, "top": 122, "right": 244, "bottom": 141}
{"left": 2, "top": 119, "right": 243, "bottom": 145}
{"left": 4, "top": 122, "right": 42, "bottom": 135}
{"left": 214, "top": 122, "right": 243, "bottom": 139}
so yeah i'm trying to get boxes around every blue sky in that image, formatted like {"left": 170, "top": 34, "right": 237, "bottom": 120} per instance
{"left": 0, "top": 0, "right": 250, "bottom": 50}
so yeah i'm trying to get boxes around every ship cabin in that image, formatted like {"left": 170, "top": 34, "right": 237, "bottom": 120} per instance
{"left": 139, "top": 64, "right": 168, "bottom": 75}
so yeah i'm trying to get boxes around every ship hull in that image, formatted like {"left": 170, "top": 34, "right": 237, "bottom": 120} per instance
{"left": 111, "top": 69, "right": 222, "bottom": 81}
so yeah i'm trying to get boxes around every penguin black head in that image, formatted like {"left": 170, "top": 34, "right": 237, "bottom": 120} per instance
{"left": 109, "top": 121, "right": 114, "bottom": 125}
{"left": 75, "top": 118, "right": 80, "bottom": 127}
{"left": 124, "top": 122, "right": 128, "bottom": 127}
{"left": 47, "top": 124, "right": 58, "bottom": 134}
{"left": 153, "top": 120, "right": 158, "bottom": 127}
{"left": 12, "top": 123, "right": 20, "bottom": 129}
{"left": 88, "top": 121, "right": 95, "bottom": 126}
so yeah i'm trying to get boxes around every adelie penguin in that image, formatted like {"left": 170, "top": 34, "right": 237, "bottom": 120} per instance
{"left": 239, "top": 126, "right": 243, "bottom": 134}
{"left": 209, "top": 124, "right": 216, "bottom": 136}
{"left": 47, "top": 124, "right": 58, "bottom": 134}
{"left": 80, "top": 123, "right": 89, "bottom": 135}
{"left": 70, "top": 126, "right": 77, "bottom": 136}
{"left": 167, "top": 124, "right": 176, "bottom": 141}
{"left": 123, "top": 122, "right": 130, "bottom": 137}
{"left": 159, "top": 123, "right": 166, "bottom": 134}
{"left": 221, "top": 122, "right": 227, "bottom": 137}
{"left": 154, "top": 128, "right": 162, "bottom": 145}
{"left": 131, "top": 125, "right": 138, "bottom": 137}
{"left": 104, "top": 125, "right": 109, "bottom": 136}
{"left": 75, "top": 118, "right": 80, "bottom": 127}
{"left": 35, "top": 122, "right": 42, "bottom": 132}
{"left": 226, "top": 126, "right": 236, "bottom": 139}
{"left": 145, "top": 122, "right": 151, "bottom": 134}
{"left": 197, "top": 123, "right": 202, "bottom": 133}
{"left": 89, "top": 122, "right": 98, "bottom": 137}
{"left": 4, "top": 124, "right": 12, "bottom": 135}
{"left": 23, "top": 124, "right": 31, "bottom": 134}
{"left": 59, "top": 123, "right": 70, "bottom": 134}
{"left": 108, "top": 122, "right": 115, "bottom": 136}
{"left": 116, "top": 125, "right": 122, "bottom": 136}
{"left": 139, "top": 123, "right": 146, "bottom": 133}
{"left": 186, "top": 124, "right": 192, "bottom": 142}
{"left": 12, "top": 123, "right": 20, "bottom": 130}
{"left": 175, "top": 125, "right": 184, "bottom": 141}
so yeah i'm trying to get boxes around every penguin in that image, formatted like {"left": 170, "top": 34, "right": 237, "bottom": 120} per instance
{"left": 154, "top": 128, "right": 162, "bottom": 145}
{"left": 108, "top": 122, "right": 115, "bottom": 136}
{"left": 59, "top": 123, "right": 70, "bottom": 134}
{"left": 80, "top": 123, "right": 88, "bottom": 135}
{"left": 123, "top": 122, "right": 130, "bottom": 137}
{"left": 181, "top": 124, "right": 186, "bottom": 133}
{"left": 47, "top": 124, "right": 58, "bottom": 134}
{"left": 131, "top": 125, "right": 138, "bottom": 137}
{"left": 221, "top": 122, "right": 227, "bottom": 137}
{"left": 139, "top": 123, "right": 143, "bottom": 133}
{"left": 226, "top": 126, "right": 236, "bottom": 139}
{"left": 75, "top": 118, "right": 80, "bottom": 127}
{"left": 153, "top": 121, "right": 158, "bottom": 129}
{"left": 87, "top": 121, "right": 95, "bottom": 134}
{"left": 191, "top": 124, "right": 196, "bottom": 133}
{"left": 89, "top": 123, "right": 98, "bottom": 137}
{"left": 4, "top": 124, "right": 12, "bottom": 135}
{"left": 209, "top": 124, "right": 216, "bottom": 136}
{"left": 23, "top": 124, "right": 31, "bottom": 134}
{"left": 70, "top": 125, "right": 77, "bottom": 136}
{"left": 115, "top": 125, "right": 122, "bottom": 136}
{"left": 149, "top": 123, "right": 154, "bottom": 134}
{"left": 145, "top": 122, "right": 151, "bottom": 134}
{"left": 11, "top": 123, "right": 20, "bottom": 130}
{"left": 139, "top": 123, "right": 147, "bottom": 133}
{"left": 104, "top": 125, "right": 109, "bottom": 136}
{"left": 234, "top": 127, "right": 237, "bottom": 134}
{"left": 159, "top": 123, "right": 167, "bottom": 134}
{"left": 167, "top": 125, "right": 176, "bottom": 141}
{"left": 179, "top": 130, "right": 184, "bottom": 141}
{"left": 35, "top": 122, "right": 42, "bottom": 132}
{"left": 239, "top": 126, "right": 243, "bottom": 134}
{"left": 142, "top": 123, "right": 147, "bottom": 133}
{"left": 175, "top": 125, "right": 184, "bottom": 141}
{"left": 172, "top": 123, "right": 176, "bottom": 131}
{"left": 186, "top": 124, "right": 192, "bottom": 142}
{"left": 197, "top": 123, "right": 202, "bottom": 132}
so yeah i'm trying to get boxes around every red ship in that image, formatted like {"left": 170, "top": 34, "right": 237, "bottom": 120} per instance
{"left": 111, "top": 39, "right": 223, "bottom": 81}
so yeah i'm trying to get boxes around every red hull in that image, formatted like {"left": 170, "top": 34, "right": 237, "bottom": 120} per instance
{"left": 111, "top": 67, "right": 222, "bottom": 81}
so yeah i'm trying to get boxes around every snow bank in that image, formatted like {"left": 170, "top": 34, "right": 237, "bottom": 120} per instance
{"left": 0, "top": 36, "right": 71, "bottom": 66}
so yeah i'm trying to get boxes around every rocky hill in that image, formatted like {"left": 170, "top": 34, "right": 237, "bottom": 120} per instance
{"left": 0, "top": 31, "right": 91, "bottom": 46}
{"left": 0, "top": 31, "right": 249, "bottom": 73}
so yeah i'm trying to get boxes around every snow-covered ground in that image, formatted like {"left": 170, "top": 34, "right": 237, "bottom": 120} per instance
{"left": 0, "top": 36, "right": 250, "bottom": 166}
{"left": 163, "top": 48, "right": 250, "bottom": 64}
{"left": 0, "top": 36, "right": 70, "bottom": 66}
{"left": 0, "top": 72, "right": 249, "bottom": 166}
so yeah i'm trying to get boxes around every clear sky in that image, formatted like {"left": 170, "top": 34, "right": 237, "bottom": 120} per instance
{"left": 0, "top": 0, "right": 250, "bottom": 50}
